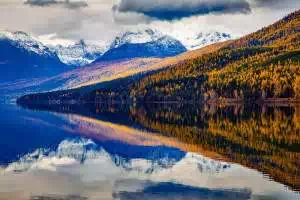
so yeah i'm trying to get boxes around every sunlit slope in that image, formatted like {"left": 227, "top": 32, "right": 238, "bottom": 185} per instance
{"left": 1, "top": 58, "right": 159, "bottom": 94}
{"left": 73, "top": 41, "right": 230, "bottom": 89}
{"left": 229, "top": 10, "right": 300, "bottom": 49}
{"left": 131, "top": 10, "right": 300, "bottom": 102}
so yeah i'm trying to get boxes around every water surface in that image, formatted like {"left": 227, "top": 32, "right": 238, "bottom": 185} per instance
{"left": 0, "top": 103, "right": 299, "bottom": 200}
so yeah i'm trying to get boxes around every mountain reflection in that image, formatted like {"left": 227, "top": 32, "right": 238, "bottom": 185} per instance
{"left": 6, "top": 102, "right": 297, "bottom": 200}
{"left": 0, "top": 137, "right": 245, "bottom": 200}
{"left": 113, "top": 182, "right": 251, "bottom": 200}
{"left": 18, "top": 102, "right": 300, "bottom": 192}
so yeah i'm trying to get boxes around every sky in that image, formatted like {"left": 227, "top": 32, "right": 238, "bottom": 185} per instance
{"left": 0, "top": 0, "right": 299, "bottom": 45}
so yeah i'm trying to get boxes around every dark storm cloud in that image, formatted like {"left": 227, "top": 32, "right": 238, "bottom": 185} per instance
{"left": 24, "top": 0, "right": 88, "bottom": 9}
{"left": 113, "top": 0, "right": 252, "bottom": 21}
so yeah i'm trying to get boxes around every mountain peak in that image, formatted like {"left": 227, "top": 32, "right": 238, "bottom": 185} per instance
{"left": 0, "top": 30, "right": 54, "bottom": 57}
{"left": 75, "top": 39, "right": 87, "bottom": 47}
{"left": 53, "top": 40, "right": 107, "bottom": 66}
{"left": 182, "top": 31, "right": 233, "bottom": 50}
{"left": 109, "top": 28, "right": 165, "bottom": 49}
{"left": 98, "top": 28, "right": 187, "bottom": 62}
{"left": 12, "top": 31, "right": 30, "bottom": 37}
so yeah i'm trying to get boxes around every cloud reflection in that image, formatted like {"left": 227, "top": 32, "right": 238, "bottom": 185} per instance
{"left": 0, "top": 137, "right": 299, "bottom": 200}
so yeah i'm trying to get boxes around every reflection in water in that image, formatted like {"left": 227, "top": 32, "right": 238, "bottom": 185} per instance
{"left": 113, "top": 181, "right": 251, "bottom": 200}
{"left": 0, "top": 103, "right": 299, "bottom": 199}
{"left": 1, "top": 137, "right": 299, "bottom": 200}
{"left": 127, "top": 103, "right": 300, "bottom": 191}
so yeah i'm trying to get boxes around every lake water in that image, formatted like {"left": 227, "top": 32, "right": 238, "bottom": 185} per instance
{"left": 0, "top": 102, "right": 300, "bottom": 200}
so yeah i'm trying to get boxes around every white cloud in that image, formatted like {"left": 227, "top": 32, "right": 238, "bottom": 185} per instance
{"left": 38, "top": 33, "right": 75, "bottom": 46}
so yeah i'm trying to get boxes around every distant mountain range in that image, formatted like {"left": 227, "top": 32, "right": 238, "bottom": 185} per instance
{"left": 51, "top": 29, "right": 232, "bottom": 65}
{"left": 0, "top": 28, "right": 233, "bottom": 68}
{"left": 0, "top": 27, "right": 233, "bottom": 101}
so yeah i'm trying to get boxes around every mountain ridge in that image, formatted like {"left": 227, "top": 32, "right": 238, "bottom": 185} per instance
{"left": 95, "top": 28, "right": 187, "bottom": 62}
{"left": 52, "top": 39, "right": 107, "bottom": 66}
{"left": 0, "top": 31, "right": 69, "bottom": 82}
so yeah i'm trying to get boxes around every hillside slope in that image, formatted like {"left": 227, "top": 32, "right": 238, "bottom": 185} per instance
{"left": 129, "top": 10, "right": 300, "bottom": 102}
{"left": 70, "top": 41, "right": 231, "bottom": 89}
{"left": 0, "top": 31, "right": 69, "bottom": 82}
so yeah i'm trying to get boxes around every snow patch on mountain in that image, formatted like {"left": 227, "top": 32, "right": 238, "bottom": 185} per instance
{"left": 2, "top": 138, "right": 230, "bottom": 175}
{"left": 0, "top": 31, "right": 54, "bottom": 57}
{"left": 98, "top": 28, "right": 187, "bottom": 61}
{"left": 0, "top": 29, "right": 232, "bottom": 67}
{"left": 0, "top": 31, "right": 107, "bottom": 67}
{"left": 181, "top": 31, "right": 233, "bottom": 50}
{"left": 107, "top": 28, "right": 232, "bottom": 56}
{"left": 109, "top": 28, "right": 165, "bottom": 49}
{"left": 53, "top": 40, "right": 108, "bottom": 66}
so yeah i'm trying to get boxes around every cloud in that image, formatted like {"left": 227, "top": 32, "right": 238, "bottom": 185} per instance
{"left": 251, "top": 0, "right": 280, "bottom": 7}
{"left": 24, "top": 0, "right": 88, "bottom": 9}
{"left": 113, "top": 8, "right": 152, "bottom": 25}
{"left": 113, "top": 0, "right": 252, "bottom": 21}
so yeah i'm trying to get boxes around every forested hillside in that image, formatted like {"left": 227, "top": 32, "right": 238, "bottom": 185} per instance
{"left": 130, "top": 10, "right": 300, "bottom": 102}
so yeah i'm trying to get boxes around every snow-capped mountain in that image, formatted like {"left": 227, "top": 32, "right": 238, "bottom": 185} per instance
{"left": 0, "top": 29, "right": 232, "bottom": 90}
{"left": 182, "top": 31, "right": 232, "bottom": 50}
{"left": 2, "top": 138, "right": 231, "bottom": 175}
{"left": 0, "top": 31, "right": 69, "bottom": 82}
{"left": 0, "top": 31, "right": 55, "bottom": 56}
{"left": 109, "top": 28, "right": 165, "bottom": 49}
{"left": 97, "top": 28, "right": 187, "bottom": 62}
{"left": 53, "top": 40, "right": 108, "bottom": 67}
{"left": 52, "top": 29, "right": 232, "bottom": 64}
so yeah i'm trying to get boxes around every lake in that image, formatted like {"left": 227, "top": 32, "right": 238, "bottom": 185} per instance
{"left": 0, "top": 102, "right": 300, "bottom": 200}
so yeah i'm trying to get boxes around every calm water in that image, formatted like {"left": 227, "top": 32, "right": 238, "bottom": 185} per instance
{"left": 0, "top": 102, "right": 300, "bottom": 200}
